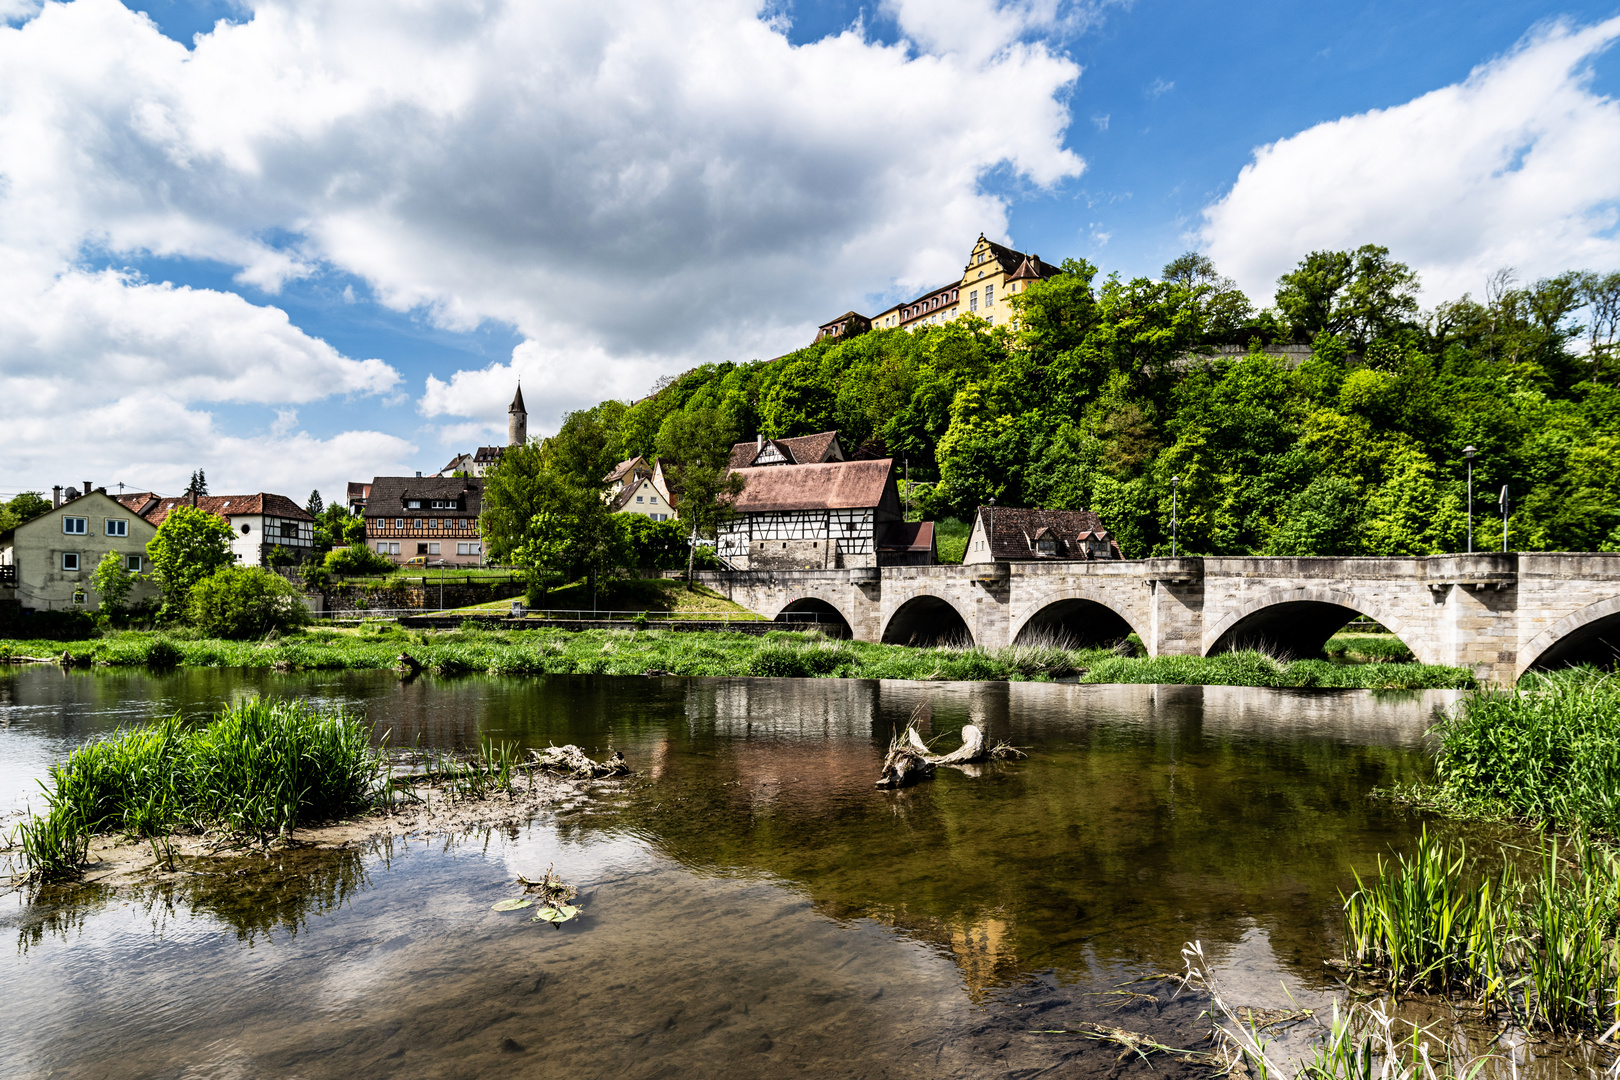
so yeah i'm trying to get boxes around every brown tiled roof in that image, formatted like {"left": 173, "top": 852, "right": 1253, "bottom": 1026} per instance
{"left": 363, "top": 477, "right": 483, "bottom": 519}
{"left": 878, "top": 521, "right": 934, "bottom": 552}
{"left": 603, "top": 456, "right": 648, "bottom": 484}
{"left": 144, "top": 493, "right": 314, "bottom": 527}
{"left": 975, "top": 506, "right": 1122, "bottom": 560}
{"left": 473, "top": 446, "right": 504, "bottom": 464}
{"left": 347, "top": 481, "right": 369, "bottom": 500}
{"left": 727, "top": 431, "right": 843, "bottom": 471}
{"left": 1006, "top": 253, "right": 1058, "bottom": 282}
{"left": 116, "top": 492, "right": 159, "bottom": 516}
{"left": 730, "top": 459, "right": 894, "bottom": 513}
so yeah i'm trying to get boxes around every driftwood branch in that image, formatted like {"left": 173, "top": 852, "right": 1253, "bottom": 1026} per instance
{"left": 876, "top": 702, "right": 1025, "bottom": 788}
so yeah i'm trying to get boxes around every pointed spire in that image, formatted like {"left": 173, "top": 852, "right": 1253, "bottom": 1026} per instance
{"left": 510, "top": 382, "right": 526, "bottom": 414}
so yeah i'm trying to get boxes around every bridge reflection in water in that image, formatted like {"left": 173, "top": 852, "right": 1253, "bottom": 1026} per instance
{"left": 701, "top": 553, "right": 1620, "bottom": 684}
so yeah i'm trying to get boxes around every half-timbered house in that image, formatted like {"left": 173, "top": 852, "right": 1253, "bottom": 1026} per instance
{"left": 719, "top": 456, "right": 925, "bottom": 569}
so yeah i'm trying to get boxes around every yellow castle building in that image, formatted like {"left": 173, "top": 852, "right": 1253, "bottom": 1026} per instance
{"left": 813, "top": 235, "right": 1059, "bottom": 343}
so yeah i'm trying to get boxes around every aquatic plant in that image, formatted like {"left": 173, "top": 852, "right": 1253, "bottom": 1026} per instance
{"left": 1340, "top": 828, "right": 1620, "bottom": 1033}
{"left": 16, "top": 698, "right": 385, "bottom": 881}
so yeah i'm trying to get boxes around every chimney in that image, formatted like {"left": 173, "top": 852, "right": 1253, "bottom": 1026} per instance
{"left": 83, "top": 481, "right": 91, "bottom": 500}
{"left": 756, "top": 433, "right": 763, "bottom": 450}
{"left": 416, "top": 471, "right": 422, "bottom": 478}
{"left": 52, "top": 485, "right": 62, "bottom": 508}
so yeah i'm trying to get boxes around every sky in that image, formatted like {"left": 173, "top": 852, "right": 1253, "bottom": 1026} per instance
{"left": 2, "top": 0, "right": 1619, "bottom": 505}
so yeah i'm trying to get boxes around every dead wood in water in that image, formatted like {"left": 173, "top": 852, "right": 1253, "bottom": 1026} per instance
{"left": 876, "top": 702, "right": 1027, "bottom": 788}
{"left": 530, "top": 745, "right": 631, "bottom": 779}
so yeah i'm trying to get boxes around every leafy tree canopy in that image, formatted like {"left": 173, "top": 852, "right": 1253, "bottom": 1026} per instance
{"left": 146, "top": 505, "right": 237, "bottom": 609}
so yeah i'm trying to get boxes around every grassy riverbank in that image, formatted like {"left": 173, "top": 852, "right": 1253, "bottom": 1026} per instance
{"left": 1394, "top": 670, "right": 1620, "bottom": 832}
{"left": 0, "top": 625, "right": 1476, "bottom": 688}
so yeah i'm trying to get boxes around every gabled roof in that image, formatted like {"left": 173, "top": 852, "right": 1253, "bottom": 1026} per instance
{"left": 438, "top": 452, "right": 475, "bottom": 474}
{"left": 116, "top": 492, "right": 159, "bottom": 516}
{"left": 1007, "top": 253, "right": 1058, "bottom": 282}
{"left": 973, "top": 506, "right": 1122, "bottom": 560}
{"left": 603, "top": 456, "right": 649, "bottom": 485}
{"left": 730, "top": 458, "right": 895, "bottom": 513}
{"left": 727, "top": 431, "right": 844, "bottom": 471}
{"left": 363, "top": 477, "right": 483, "bottom": 518}
{"left": 473, "top": 446, "right": 504, "bottom": 464}
{"left": 144, "top": 493, "right": 313, "bottom": 527}
{"left": 877, "top": 521, "right": 935, "bottom": 553}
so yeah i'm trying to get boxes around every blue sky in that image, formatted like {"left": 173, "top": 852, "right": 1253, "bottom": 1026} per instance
{"left": 3, "top": 0, "right": 1619, "bottom": 501}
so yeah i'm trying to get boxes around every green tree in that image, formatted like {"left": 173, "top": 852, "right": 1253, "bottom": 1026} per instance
{"left": 306, "top": 490, "right": 324, "bottom": 518}
{"left": 1275, "top": 245, "right": 1420, "bottom": 347}
{"left": 187, "top": 469, "right": 209, "bottom": 496}
{"left": 90, "top": 551, "right": 137, "bottom": 614}
{"left": 656, "top": 407, "right": 746, "bottom": 578}
{"left": 0, "top": 491, "right": 51, "bottom": 532}
{"left": 146, "top": 505, "right": 237, "bottom": 615}
{"left": 480, "top": 440, "right": 551, "bottom": 564}
{"left": 186, "top": 566, "right": 312, "bottom": 639}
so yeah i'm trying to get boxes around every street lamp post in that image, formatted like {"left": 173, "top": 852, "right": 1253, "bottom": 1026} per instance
{"left": 1171, "top": 476, "right": 1180, "bottom": 557}
{"left": 1464, "top": 446, "right": 1477, "bottom": 553}
{"left": 1499, "top": 485, "right": 1510, "bottom": 553}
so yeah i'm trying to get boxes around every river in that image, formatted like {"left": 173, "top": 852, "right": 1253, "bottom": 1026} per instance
{"left": 0, "top": 667, "right": 1459, "bottom": 1078}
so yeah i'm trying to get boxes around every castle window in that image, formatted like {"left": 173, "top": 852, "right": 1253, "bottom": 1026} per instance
{"left": 986, "top": 283, "right": 994, "bottom": 304}
{"left": 969, "top": 290, "right": 978, "bottom": 311}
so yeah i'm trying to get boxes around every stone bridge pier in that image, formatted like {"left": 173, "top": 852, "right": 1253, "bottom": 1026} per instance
{"left": 699, "top": 553, "right": 1620, "bottom": 686}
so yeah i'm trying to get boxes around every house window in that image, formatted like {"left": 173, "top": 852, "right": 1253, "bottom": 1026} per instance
{"left": 62, "top": 552, "right": 80, "bottom": 571}
{"left": 428, "top": 542, "right": 439, "bottom": 555}
{"left": 389, "top": 542, "right": 401, "bottom": 555}
{"left": 63, "top": 517, "right": 86, "bottom": 535}
{"left": 457, "top": 542, "right": 470, "bottom": 555}
{"left": 650, "top": 496, "right": 658, "bottom": 504}
{"left": 125, "top": 555, "right": 142, "bottom": 572}
{"left": 429, "top": 519, "right": 438, "bottom": 528}
{"left": 105, "top": 519, "right": 128, "bottom": 537}
{"left": 986, "top": 283, "right": 995, "bottom": 305}
{"left": 417, "top": 543, "right": 428, "bottom": 555}
{"left": 395, "top": 519, "right": 404, "bottom": 528}
{"left": 969, "top": 290, "right": 978, "bottom": 311}
{"left": 377, "top": 542, "right": 389, "bottom": 553}
{"left": 636, "top": 496, "right": 644, "bottom": 503}
{"left": 406, "top": 500, "right": 422, "bottom": 509}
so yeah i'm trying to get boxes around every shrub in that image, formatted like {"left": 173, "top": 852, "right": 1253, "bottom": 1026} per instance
{"left": 143, "top": 637, "right": 183, "bottom": 669}
{"left": 186, "top": 566, "right": 313, "bottom": 639}
{"left": 747, "top": 642, "right": 848, "bottom": 677}
{"left": 324, "top": 543, "right": 396, "bottom": 577}
{"left": 0, "top": 607, "right": 97, "bottom": 641}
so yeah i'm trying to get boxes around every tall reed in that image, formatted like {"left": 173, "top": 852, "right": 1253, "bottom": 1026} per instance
{"left": 1341, "top": 829, "right": 1620, "bottom": 1033}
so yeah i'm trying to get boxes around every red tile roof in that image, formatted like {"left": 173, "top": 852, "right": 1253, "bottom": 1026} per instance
{"left": 877, "top": 521, "right": 935, "bottom": 552}
{"left": 730, "top": 458, "right": 895, "bottom": 513}
{"left": 143, "top": 493, "right": 313, "bottom": 527}
{"left": 727, "top": 430, "right": 844, "bottom": 470}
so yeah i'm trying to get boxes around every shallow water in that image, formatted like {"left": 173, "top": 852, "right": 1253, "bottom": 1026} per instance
{"left": 0, "top": 667, "right": 1461, "bottom": 1078}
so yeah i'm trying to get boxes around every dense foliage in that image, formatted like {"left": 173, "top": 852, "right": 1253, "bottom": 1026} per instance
{"left": 144, "top": 504, "right": 238, "bottom": 613}
{"left": 555, "top": 247, "right": 1620, "bottom": 557}
{"left": 186, "top": 565, "right": 314, "bottom": 638}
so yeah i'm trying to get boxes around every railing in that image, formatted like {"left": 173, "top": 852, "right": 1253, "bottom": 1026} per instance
{"left": 314, "top": 606, "right": 822, "bottom": 624}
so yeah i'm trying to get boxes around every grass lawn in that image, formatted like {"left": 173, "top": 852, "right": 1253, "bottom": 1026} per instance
{"left": 933, "top": 517, "right": 970, "bottom": 564}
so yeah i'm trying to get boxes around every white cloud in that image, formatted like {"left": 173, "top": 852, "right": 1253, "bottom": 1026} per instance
{"left": 0, "top": 0, "right": 1086, "bottom": 462}
{"left": 1201, "top": 17, "right": 1620, "bottom": 305}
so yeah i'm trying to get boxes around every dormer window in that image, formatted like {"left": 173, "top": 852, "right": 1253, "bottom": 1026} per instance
{"left": 1036, "top": 537, "right": 1057, "bottom": 554}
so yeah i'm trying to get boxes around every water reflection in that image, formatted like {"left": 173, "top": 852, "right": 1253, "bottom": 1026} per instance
{"left": 0, "top": 667, "right": 1463, "bottom": 1078}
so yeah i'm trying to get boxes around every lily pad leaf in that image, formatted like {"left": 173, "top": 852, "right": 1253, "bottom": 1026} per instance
{"left": 492, "top": 898, "right": 533, "bottom": 911}
{"left": 532, "top": 904, "right": 581, "bottom": 923}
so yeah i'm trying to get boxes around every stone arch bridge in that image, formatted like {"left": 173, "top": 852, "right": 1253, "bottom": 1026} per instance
{"left": 698, "top": 554, "right": 1620, "bottom": 685}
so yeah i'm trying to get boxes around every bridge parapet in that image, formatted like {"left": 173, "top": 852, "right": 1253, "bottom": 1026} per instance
{"left": 700, "top": 554, "right": 1620, "bottom": 684}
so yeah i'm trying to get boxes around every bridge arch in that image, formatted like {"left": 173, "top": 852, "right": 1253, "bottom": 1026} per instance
{"left": 773, "top": 596, "right": 853, "bottom": 639}
{"left": 1010, "top": 588, "right": 1144, "bottom": 648}
{"left": 882, "top": 594, "right": 974, "bottom": 647}
{"left": 1518, "top": 596, "right": 1620, "bottom": 677}
{"left": 1202, "top": 586, "right": 1427, "bottom": 663}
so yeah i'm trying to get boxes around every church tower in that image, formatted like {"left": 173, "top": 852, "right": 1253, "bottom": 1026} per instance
{"left": 508, "top": 384, "right": 527, "bottom": 446}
